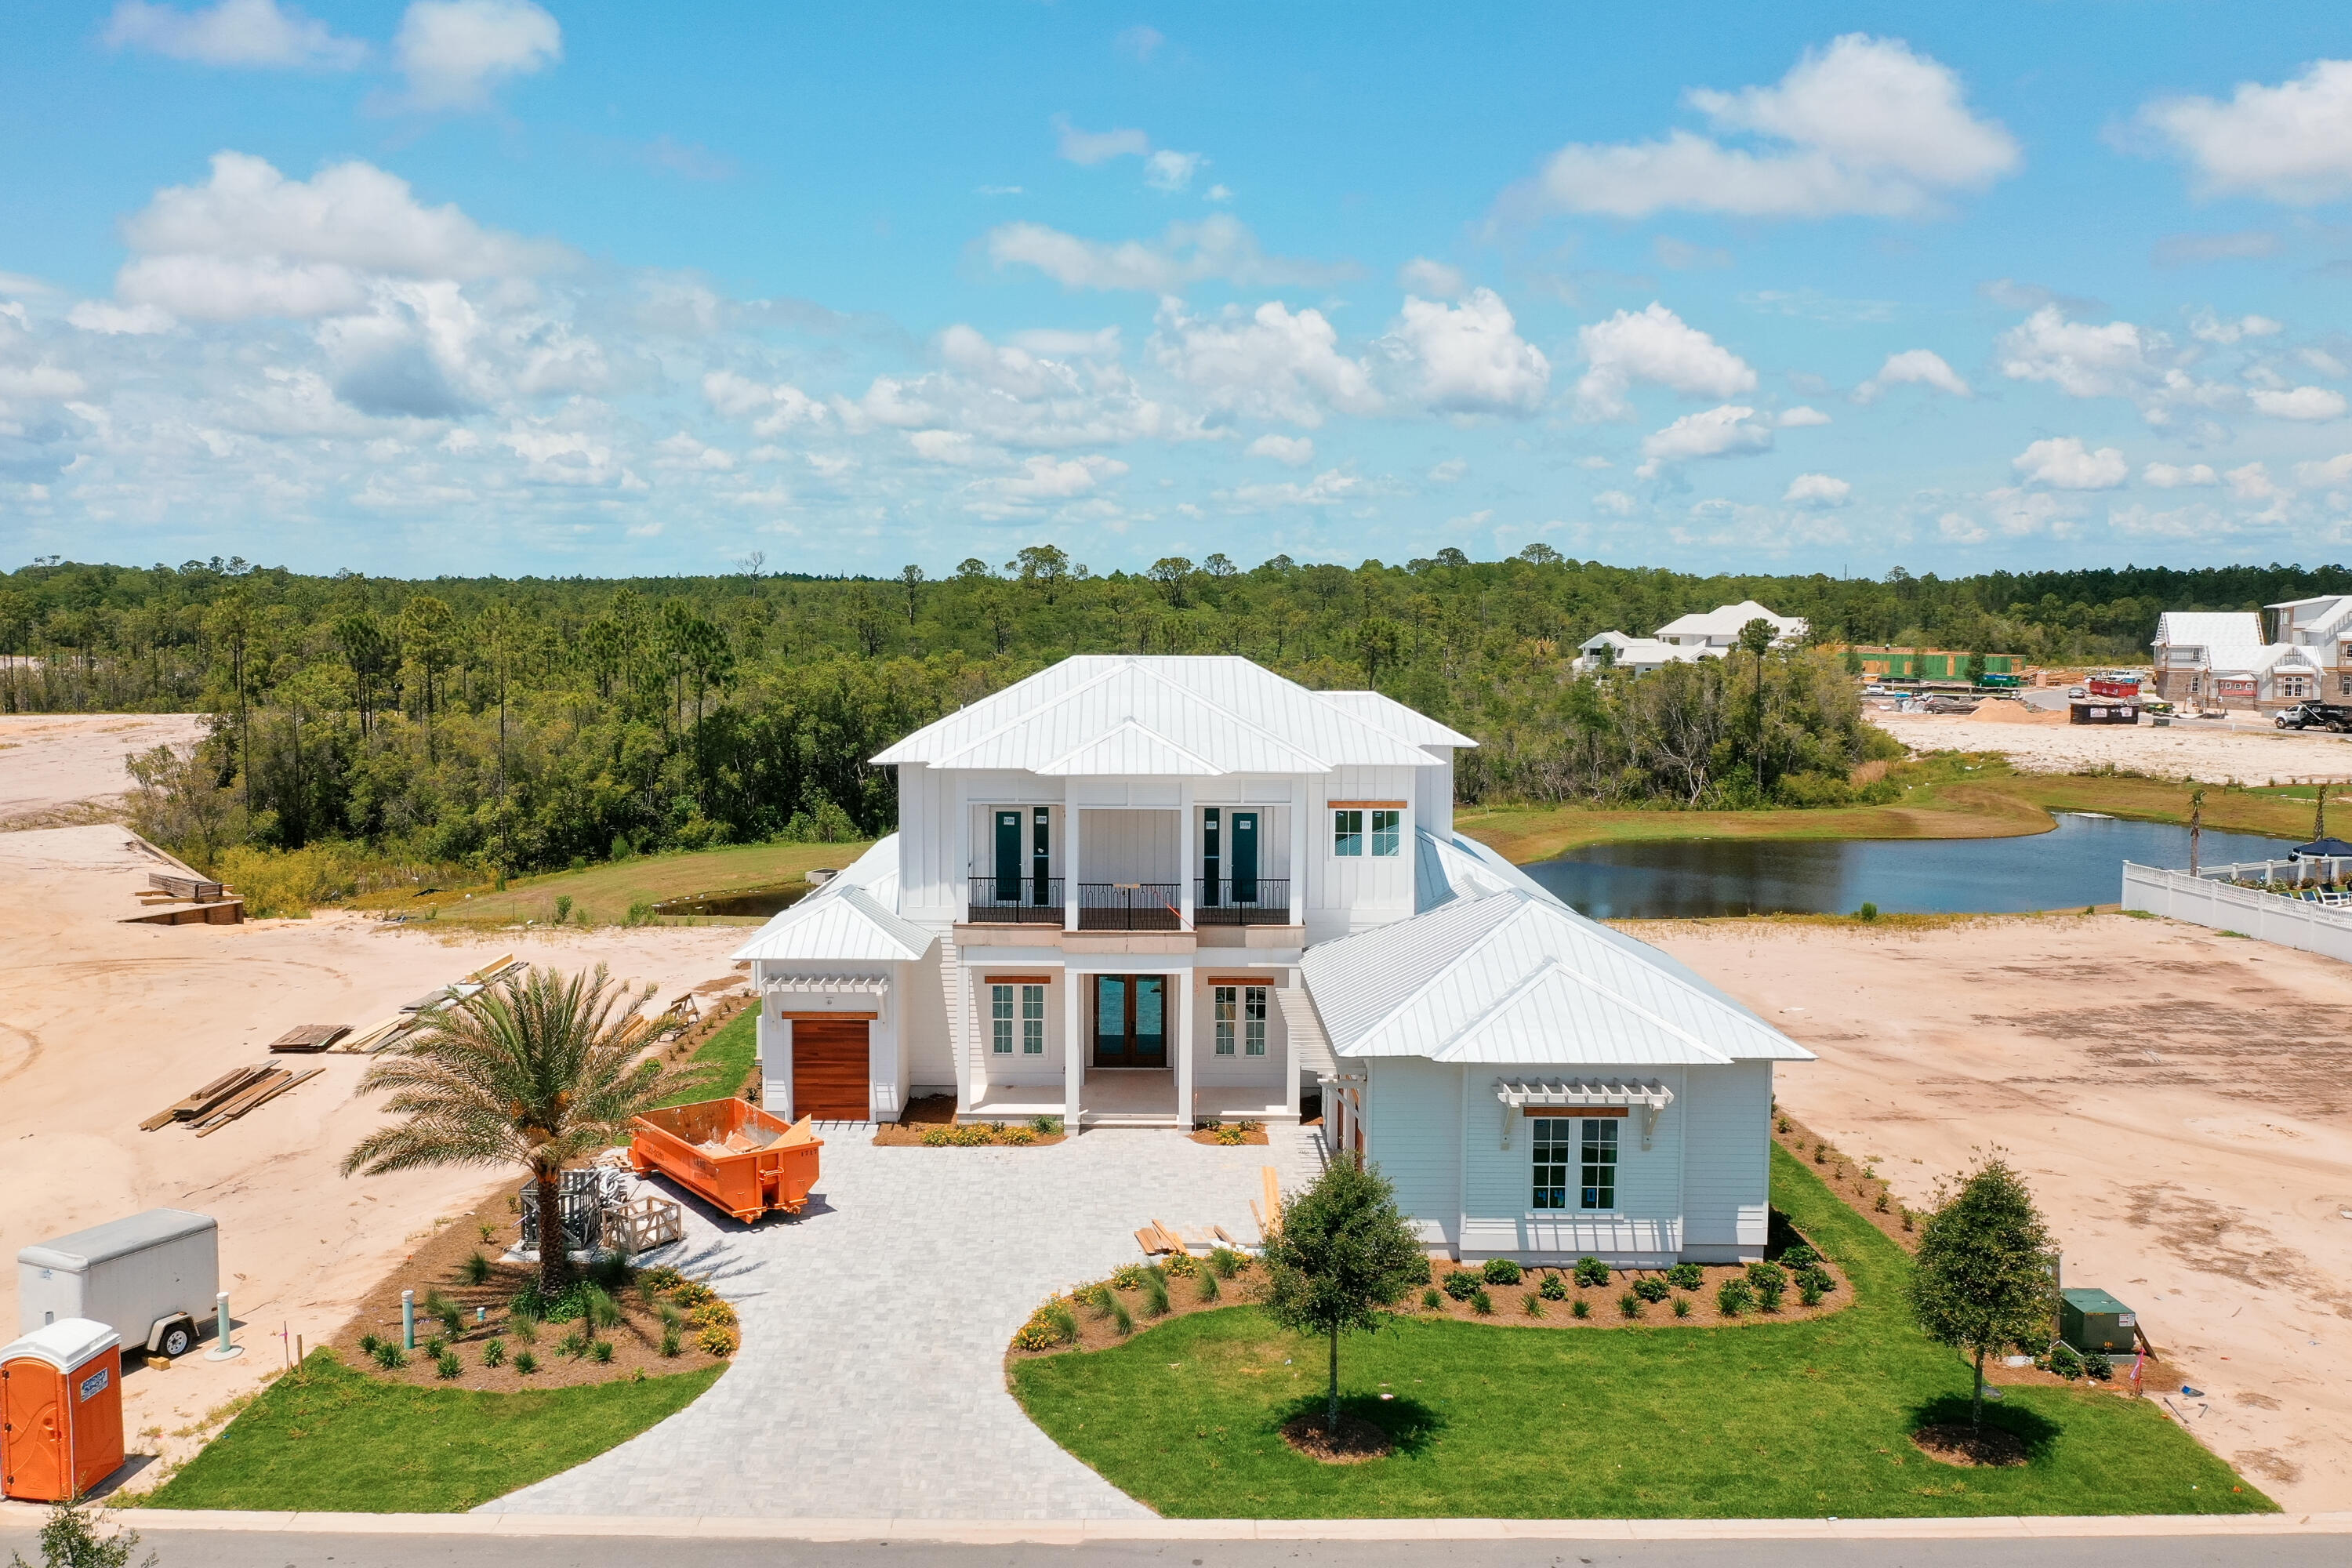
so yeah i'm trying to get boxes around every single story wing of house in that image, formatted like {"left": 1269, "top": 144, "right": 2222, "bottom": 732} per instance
{"left": 725, "top": 653, "right": 1811, "bottom": 1265}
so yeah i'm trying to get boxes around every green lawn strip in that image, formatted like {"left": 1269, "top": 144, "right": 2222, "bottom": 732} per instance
{"left": 140, "top": 1355, "right": 722, "bottom": 1513}
{"left": 345, "top": 839, "right": 872, "bottom": 928}
{"left": 654, "top": 1006, "right": 758, "bottom": 1108}
{"left": 1011, "top": 1149, "right": 2267, "bottom": 1519}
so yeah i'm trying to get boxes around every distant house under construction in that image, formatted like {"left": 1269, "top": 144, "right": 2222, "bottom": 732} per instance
{"left": 1838, "top": 647, "right": 2022, "bottom": 681}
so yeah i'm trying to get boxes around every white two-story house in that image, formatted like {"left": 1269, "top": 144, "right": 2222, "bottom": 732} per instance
{"left": 731, "top": 655, "right": 1808, "bottom": 1265}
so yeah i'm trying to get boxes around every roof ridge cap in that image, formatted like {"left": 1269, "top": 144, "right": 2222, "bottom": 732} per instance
{"left": 1126, "top": 661, "right": 1339, "bottom": 771}
{"left": 919, "top": 662, "right": 1135, "bottom": 768}
{"left": 1038, "top": 716, "right": 1225, "bottom": 775}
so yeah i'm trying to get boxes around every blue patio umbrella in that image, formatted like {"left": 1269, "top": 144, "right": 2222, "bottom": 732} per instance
{"left": 2289, "top": 837, "right": 2352, "bottom": 858}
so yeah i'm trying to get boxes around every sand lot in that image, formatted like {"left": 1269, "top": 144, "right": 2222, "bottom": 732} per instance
{"left": 0, "top": 712, "right": 208, "bottom": 829}
{"left": 1647, "top": 913, "right": 2352, "bottom": 1510}
{"left": 0, "top": 826, "right": 744, "bottom": 1490}
{"left": 1877, "top": 707, "right": 2352, "bottom": 780}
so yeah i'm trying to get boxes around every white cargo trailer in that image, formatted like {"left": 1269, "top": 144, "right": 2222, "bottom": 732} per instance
{"left": 16, "top": 1209, "right": 219, "bottom": 1358}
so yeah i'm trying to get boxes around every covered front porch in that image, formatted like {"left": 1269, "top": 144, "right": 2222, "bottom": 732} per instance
{"left": 964, "top": 1069, "right": 1296, "bottom": 1130}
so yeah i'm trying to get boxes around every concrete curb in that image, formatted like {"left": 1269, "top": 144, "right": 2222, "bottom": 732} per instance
{"left": 35, "top": 1510, "right": 2352, "bottom": 1541}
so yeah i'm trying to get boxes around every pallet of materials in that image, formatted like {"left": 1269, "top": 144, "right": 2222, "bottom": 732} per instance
{"left": 147, "top": 873, "right": 227, "bottom": 901}
{"left": 122, "top": 898, "right": 244, "bottom": 927}
{"left": 137, "top": 1064, "right": 321, "bottom": 1134}
{"left": 267, "top": 1024, "right": 350, "bottom": 1053}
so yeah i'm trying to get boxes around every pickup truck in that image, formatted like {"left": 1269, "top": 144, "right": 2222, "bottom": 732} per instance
{"left": 2276, "top": 702, "right": 2352, "bottom": 731}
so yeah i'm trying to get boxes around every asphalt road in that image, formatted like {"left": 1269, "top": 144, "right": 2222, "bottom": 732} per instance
{"left": 5, "top": 1530, "right": 2345, "bottom": 1568}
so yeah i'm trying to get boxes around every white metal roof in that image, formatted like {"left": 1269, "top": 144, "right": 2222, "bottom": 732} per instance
{"left": 1577, "top": 633, "right": 1708, "bottom": 668}
{"left": 1274, "top": 987, "right": 1338, "bottom": 1078}
{"left": 873, "top": 656, "right": 1443, "bottom": 775}
{"left": 2152, "top": 612, "right": 2267, "bottom": 667}
{"left": 1312, "top": 690, "right": 1479, "bottom": 749}
{"left": 1653, "top": 600, "right": 1807, "bottom": 642}
{"left": 731, "top": 844, "right": 935, "bottom": 964}
{"left": 1305, "top": 833, "right": 1813, "bottom": 1067}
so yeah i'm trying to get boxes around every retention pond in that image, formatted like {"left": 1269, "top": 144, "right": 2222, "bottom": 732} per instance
{"left": 1523, "top": 811, "right": 2296, "bottom": 919}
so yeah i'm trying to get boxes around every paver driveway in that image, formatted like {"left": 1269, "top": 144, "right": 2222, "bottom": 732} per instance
{"left": 485, "top": 1126, "right": 1327, "bottom": 1519}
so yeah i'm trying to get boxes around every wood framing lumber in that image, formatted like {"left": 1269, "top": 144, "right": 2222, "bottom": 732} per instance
{"left": 190, "top": 1068, "right": 290, "bottom": 1131}
{"left": 336, "top": 1014, "right": 407, "bottom": 1052}
{"left": 194, "top": 1066, "right": 321, "bottom": 1135}
{"left": 267, "top": 1024, "right": 350, "bottom": 1053}
{"left": 152, "top": 1064, "right": 270, "bottom": 1127}
{"left": 1260, "top": 1166, "right": 1282, "bottom": 1231}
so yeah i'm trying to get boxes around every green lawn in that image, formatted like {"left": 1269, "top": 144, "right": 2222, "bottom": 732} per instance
{"left": 346, "top": 838, "right": 872, "bottom": 928}
{"left": 654, "top": 1005, "right": 758, "bottom": 1108}
{"left": 139, "top": 1356, "right": 722, "bottom": 1512}
{"left": 1010, "top": 1149, "right": 2270, "bottom": 1519}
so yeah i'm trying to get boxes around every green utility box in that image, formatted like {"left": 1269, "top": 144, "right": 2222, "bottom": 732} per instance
{"left": 2060, "top": 1287, "right": 2138, "bottom": 1355}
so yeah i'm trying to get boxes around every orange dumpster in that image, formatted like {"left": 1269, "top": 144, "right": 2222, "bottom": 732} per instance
{"left": 630, "top": 1098, "right": 822, "bottom": 1222}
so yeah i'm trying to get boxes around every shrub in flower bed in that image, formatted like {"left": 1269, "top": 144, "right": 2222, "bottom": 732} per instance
{"left": 1481, "top": 1258, "right": 1523, "bottom": 1285}
{"left": 1632, "top": 1276, "right": 1670, "bottom": 1304}
{"left": 1716, "top": 1279, "right": 1755, "bottom": 1316}
{"left": 1538, "top": 1271, "right": 1567, "bottom": 1301}
{"left": 1573, "top": 1256, "right": 1610, "bottom": 1288}
{"left": 1667, "top": 1262, "right": 1704, "bottom": 1291}
{"left": 1442, "top": 1269, "right": 1482, "bottom": 1301}
{"left": 696, "top": 1323, "right": 739, "bottom": 1357}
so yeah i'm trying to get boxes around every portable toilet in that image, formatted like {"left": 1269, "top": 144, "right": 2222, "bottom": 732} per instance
{"left": 1, "top": 1319, "right": 125, "bottom": 1501}
{"left": 2060, "top": 1287, "right": 2138, "bottom": 1356}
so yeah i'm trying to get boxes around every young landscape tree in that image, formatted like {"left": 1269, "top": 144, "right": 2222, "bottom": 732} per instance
{"left": 340, "top": 965, "right": 692, "bottom": 1293}
{"left": 1909, "top": 1150, "right": 2056, "bottom": 1428}
{"left": 1260, "top": 1155, "right": 1427, "bottom": 1433}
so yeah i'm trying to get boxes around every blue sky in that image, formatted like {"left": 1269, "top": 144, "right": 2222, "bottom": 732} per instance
{"left": 8, "top": 2, "right": 2352, "bottom": 579}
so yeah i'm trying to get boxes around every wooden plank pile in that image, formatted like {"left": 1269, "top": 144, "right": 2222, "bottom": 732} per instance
{"left": 267, "top": 1024, "right": 350, "bottom": 1053}
{"left": 138, "top": 1063, "right": 322, "bottom": 1135}
{"left": 147, "top": 872, "right": 227, "bottom": 901}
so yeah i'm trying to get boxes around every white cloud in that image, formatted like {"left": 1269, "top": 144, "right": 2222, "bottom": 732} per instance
{"left": 1854, "top": 347, "right": 1970, "bottom": 401}
{"left": 985, "top": 216, "right": 1345, "bottom": 292}
{"left": 2143, "top": 461, "right": 2219, "bottom": 488}
{"left": 2013, "top": 435, "right": 2128, "bottom": 490}
{"left": 1980, "top": 487, "right": 2086, "bottom": 539}
{"left": 2140, "top": 60, "right": 2352, "bottom": 204}
{"left": 1508, "top": 34, "right": 2018, "bottom": 220}
{"left": 1115, "top": 25, "right": 1164, "bottom": 63}
{"left": 1143, "top": 150, "right": 1206, "bottom": 191}
{"left": 2295, "top": 453, "right": 2352, "bottom": 488}
{"left": 1387, "top": 289, "right": 1550, "bottom": 415}
{"left": 1428, "top": 458, "right": 1467, "bottom": 483}
{"left": 972, "top": 453, "right": 1127, "bottom": 505}
{"left": 2249, "top": 385, "right": 2347, "bottom": 421}
{"left": 1635, "top": 404, "right": 1773, "bottom": 477}
{"left": 67, "top": 300, "right": 176, "bottom": 335}
{"left": 837, "top": 325, "right": 1174, "bottom": 449}
{"left": 2190, "top": 310, "right": 2282, "bottom": 344}
{"left": 1777, "top": 405, "right": 1831, "bottom": 426}
{"left": 1204, "top": 183, "right": 1232, "bottom": 202}
{"left": 104, "top": 0, "right": 365, "bottom": 68}
{"left": 1213, "top": 466, "right": 1361, "bottom": 513}
{"left": 393, "top": 0, "right": 561, "bottom": 113}
{"left": 2226, "top": 460, "right": 2281, "bottom": 501}
{"left": 1592, "top": 488, "right": 1636, "bottom": 517}
{"left": 702, "top": 370, "right": 829, "bottom": 436}
{"left": 1004, "top": 326, "right": 1121, "bottom": 358}
{"left": 1995, "top": 307, "right": 2153, "bottom": 400}
{"left": 2303, "top": 347, "right": 2348, "bottom": 379}
{"left": 906, "top": 430, "right": 991, "bottom": 465}
{"left": 1573, "top": 302, "right": 1755, "bottom": 419}
{"left": 1247, "top": 433, "right": 1314, "bottom": 466}
{"left": 1783, "top": 472, "right": 1851, "bottom": 506}
{"left": 1398, "top": 258, "right": 1466, "bottom": 298}
{"left": 1052, "top": 116, "right": 1151, "bottom": 166}
{"left": 112, "top": 151, "right": 561, "bottom": 321}
{"left": 1150, "top": 298, "right": 1379, "bottom": 426}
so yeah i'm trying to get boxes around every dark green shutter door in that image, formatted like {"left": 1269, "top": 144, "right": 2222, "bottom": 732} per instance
{"left": 1230, "top": 812, "right": 1259, "bottom": 902}
{"left": 994, "top": 811, "right": 1022, "bottom": 902}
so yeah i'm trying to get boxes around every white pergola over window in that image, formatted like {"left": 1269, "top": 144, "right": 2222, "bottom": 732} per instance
{"left": 760, "top": 972, "right": 891, "bottom": 997}
{"left": 1495, "top": 1077, "right": 1675, "bottom": 1149}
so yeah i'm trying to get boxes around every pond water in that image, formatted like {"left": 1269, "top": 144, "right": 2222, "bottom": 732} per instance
{"left": 651, "top": 883, "right": 815, "bottom": 919}
{"left": 1522, "top": 812, "right": 2296, "bottom": 920}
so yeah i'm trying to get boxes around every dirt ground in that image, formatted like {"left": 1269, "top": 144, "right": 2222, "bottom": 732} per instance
{"left": 0, "top": 712, "right": 207, "bottom": 829}
{"left": 0, "top": 824, "right": 747, "bottom": 1491}
{"left": 1876, "top": 707, "right": 2352, "bottom": 781}
{"left": 1644, "top": 913, "right": 2352, "bottom": 1510}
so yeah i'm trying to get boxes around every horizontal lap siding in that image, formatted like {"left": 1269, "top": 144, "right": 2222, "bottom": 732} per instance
{"left": 1680, "top": 1062, "right": 1773, "bottom": 1258}
{"left": 1460, "top": 1063, "right": 1682, "bottom": 1265}
{"left": 1191, "top": 973, "right": 1289, "bottom": 1086}
{"left": 1367, "top": 1058, "right": 1460, "bottom": 1248}
{"left": 902, "top": 955, "right": 954, "bottom": 1094}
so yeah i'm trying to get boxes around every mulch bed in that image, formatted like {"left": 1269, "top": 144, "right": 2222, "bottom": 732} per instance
{"left": 1281, "top": 1411, "right": 1392, "bottom": 1463}
{"left": 1911, "top": 1422, "right": 2030, "bottom": 1467}
{"left": 1189, "top": 1123, "right": 1270, "bottom": 1145}
{"left": 1773, "top": 1113, "right": 2178, "bottom": 1394}
{"left": 326, "top": 1181, "right": 730, "bottom": 1393}
{"left": 872, "top": 1094, "right": 1068, "bottom": 1147}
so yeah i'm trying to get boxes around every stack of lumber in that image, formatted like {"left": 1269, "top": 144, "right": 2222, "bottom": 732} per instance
{"left": 1134, "top": 1218, "right": 1242, "bottom": 1257}
{"left": 336, "top": 1013, "right": 414, "bottom": 1053}
{"left": 147, "top": 872, "right": 227, "bottom": 901}
{"left": 138, "top": 1063, "right": 322, "bottom": 1134}
{"left": 267, "top": 1023, "right": 350, "bottom": 1053}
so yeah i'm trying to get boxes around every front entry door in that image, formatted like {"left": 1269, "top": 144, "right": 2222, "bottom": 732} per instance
{"left": 1092, "top": 975, "right": 1167, "bottom": 1067}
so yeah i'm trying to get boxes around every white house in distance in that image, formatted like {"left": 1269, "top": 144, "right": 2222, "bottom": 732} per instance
{"left": 1573, "top": 600, "right": 1809, "bottom": 675}
{"left": 731, "top": 655, "right": 1810, "bottom": 1265}
{"left": 2150, "top": 608, "right": 2330, "bottom": 712}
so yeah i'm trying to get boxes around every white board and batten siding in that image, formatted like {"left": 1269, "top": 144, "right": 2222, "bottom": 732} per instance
{"left": 1366, "top": 1058, "right": 1462, "bottom": 1248}
{"left": 1303, "top": 765, "right": 1419, "bottom": 942}
{"left": 1675, "top": 1060, "right": 1774, "bottom": 1262}
{"left": 1461, "top": 1066, "right": 1686, "bottom": 1267}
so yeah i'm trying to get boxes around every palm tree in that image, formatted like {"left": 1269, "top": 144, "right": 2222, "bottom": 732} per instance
{"left": 341, "top": 965, "right": 692, "bottom": 1293}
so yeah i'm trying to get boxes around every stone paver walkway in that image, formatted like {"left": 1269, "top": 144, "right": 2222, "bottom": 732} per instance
{"left": 485, "top": 1127, "right": 1325, "bottom": 1519}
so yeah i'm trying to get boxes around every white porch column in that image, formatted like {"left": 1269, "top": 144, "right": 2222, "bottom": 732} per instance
{"left": 1064, "top": 807, "right": 1081, "bottom": 931}
{"left": 1063, "top": 966, "right": 1085, "bottom": 1129}
{"left": 1283, "top": 966, "right": 1301, "bottom": 1120}
{"left": 1174, "top": 970, "right": 1195, "bottom": 1127}
{"left": 1287, "top": 779, "right": 1308, "bottom": 924}
{"left": 1178, "top": 786, "right": 1196, "bottom": 928}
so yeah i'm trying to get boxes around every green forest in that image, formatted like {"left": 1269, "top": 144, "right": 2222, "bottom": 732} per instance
{"left": 5, "top": 549, "right": 2345, "bottom": 888}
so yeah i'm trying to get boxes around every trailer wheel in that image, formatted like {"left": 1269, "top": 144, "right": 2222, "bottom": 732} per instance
{"left": 156, "top": 1318, "right": 195, "bottom": 1358}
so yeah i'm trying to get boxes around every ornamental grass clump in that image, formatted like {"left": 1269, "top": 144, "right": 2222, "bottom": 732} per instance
{"left": 1716, "top": 1279, "right": 1754, "bottom": 1317}
{"left": 1570, "top": 1297, "right": 1591, "bottom": 1319}
{"left": 659, "top": 1326, "right": 682, "bottom": 1358}
{"left": 1421, "top": 1287, "right": 1442, "bottom": 1310}
{"left": 463, "top": 1251, "right": 492, "bottom": 1286}
{"left": 436, "top": 1349, "right": 463, "bottom": 1379}
{"left": 481, "top": 1338, "right": 506, "bottom": 1367}
{"left": 1140, "top": 1267, "right": 1171, "bottom": 1319}
{"left": 1207, "top": 1247, "right": 1244, "bottom": 1279}
{"left": 1671, "top": 1295, "right": 1692, "bottom": 1319}
{"left": 1195, "top": 1269, "right": 1221, "bottom": 1304}
{"left": 514, "top": 1349, "right": 539, "bottom": 1375}
{"left": 1471, "top": 1287, "right": 1494, "bottom": 1316}
{"left": 1522, "top": 1292, "right": 1544, "bottom": 1318}
{"left": 340, "top": 964, "right": 698, "bottom": 1296}
{"left": 1617, "top": 1290, "right": 1642, "bottom": 1319}
{"left": 372, "top": 1341, "right": 405, "bottom": 1370}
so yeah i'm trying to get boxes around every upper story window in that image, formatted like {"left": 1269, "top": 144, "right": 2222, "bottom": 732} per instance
{"left": 1332, "top": 806, "right": 1402, "bottom": 857}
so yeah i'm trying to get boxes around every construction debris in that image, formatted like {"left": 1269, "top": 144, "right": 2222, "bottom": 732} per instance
{"left": 138, "top": 1064, "right": 321, "bottom": 1134}
{"left": 267, "top": 1024, "right": 350, "bottom": 1053}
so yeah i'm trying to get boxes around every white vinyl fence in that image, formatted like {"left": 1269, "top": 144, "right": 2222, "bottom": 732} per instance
{"left": 2121, "top": 861, "right": 2352, "bottom": 964}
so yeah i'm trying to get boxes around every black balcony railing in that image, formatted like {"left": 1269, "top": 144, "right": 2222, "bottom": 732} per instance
{"left": 1078, "top": 882, "right": 1183, "bottom": 931}
{"left": 967, "top": 876, "right": 1063, "bottom": 924}
{"left": 1195, "top": 877, "right": 1291, "bottom": 924}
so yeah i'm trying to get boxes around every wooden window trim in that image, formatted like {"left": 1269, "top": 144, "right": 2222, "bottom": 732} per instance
{"left": 1205, "top": 975, "right": 1276, "bottom": 988}
{"left": 983, "top": 974, "right": 1054, "bottom": 985}
{"left": 1327, "top": 799, "right": 1406, "bottom": 809}
{"left": 778, "top": 1011, "right": 877, "bottom": 1022}
{"left": 1523, "top": 1105, "right": 1627, "bottom": 1118}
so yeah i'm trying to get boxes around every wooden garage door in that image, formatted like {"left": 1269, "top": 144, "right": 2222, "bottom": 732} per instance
{"left": 791, "top": 1018, "right": 870, "bottom": 1121}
